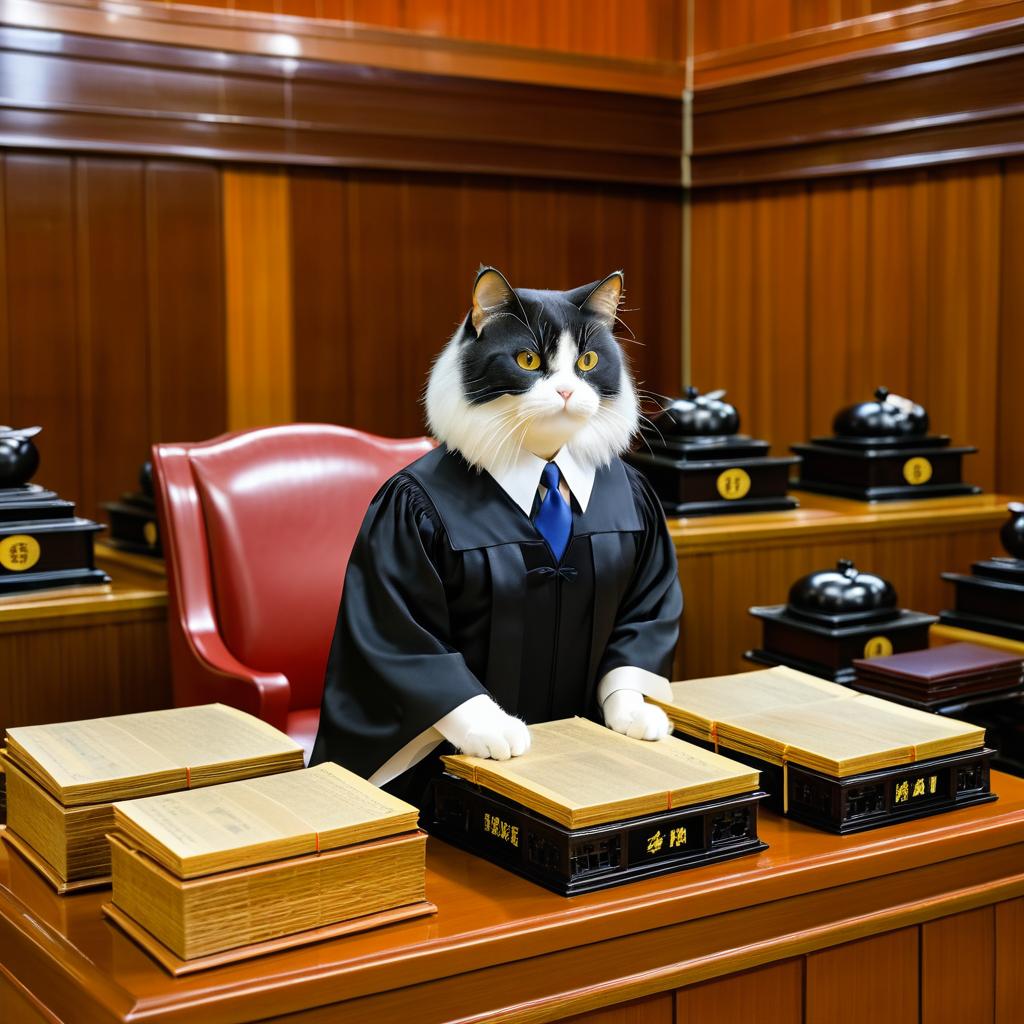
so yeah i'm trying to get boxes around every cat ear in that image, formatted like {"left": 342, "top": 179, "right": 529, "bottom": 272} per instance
{"left": 569, "top": 272, "right": 624, "bottom": 326}
{"left": 471, "top": 267, "right": 516, "bottom": 333}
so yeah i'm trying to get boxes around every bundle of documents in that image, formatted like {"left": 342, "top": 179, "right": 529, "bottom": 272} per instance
{"left": 442, "top": 717, "right": 759, "bottom": 828}
{"left": 1, "top": 704, "right": 304, "bottom": 890}
{"left": 649, "top": 666, "right": 985, "bottom": 777}
{"left": 107, "top": 763, "right": 428, "bottom": 963}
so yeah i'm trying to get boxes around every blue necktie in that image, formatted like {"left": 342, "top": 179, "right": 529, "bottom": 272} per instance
{"left": 534, "top": 462, "right": 572, "bottom": 562}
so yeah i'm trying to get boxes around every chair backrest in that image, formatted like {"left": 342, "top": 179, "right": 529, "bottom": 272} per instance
{"left": 154, "top": 424, "right": 434, "bottom": 712}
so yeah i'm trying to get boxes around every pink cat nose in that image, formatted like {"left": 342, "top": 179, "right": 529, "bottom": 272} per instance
{"left": 557, "top": 389, "right": 574, "bottom": 403}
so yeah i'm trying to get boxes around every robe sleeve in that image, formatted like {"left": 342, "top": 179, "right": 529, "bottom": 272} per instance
{"left": 310, "top": 473, "right": 489, "bottom": 779}
{"left": 597, "top": 466, "right": 683, "bottom": 685}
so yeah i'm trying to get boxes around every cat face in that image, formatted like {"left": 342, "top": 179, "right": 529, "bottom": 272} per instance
{"left": 425, "top": 268, "right": 639, "bottom": 475}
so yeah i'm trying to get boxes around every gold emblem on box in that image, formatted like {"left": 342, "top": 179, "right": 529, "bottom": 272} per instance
{"left": 902, "top": 457, "right": 933, "bottom": 485}
{"left": 0, "top": 534, "right": 40, "bottom": 571}
{"left": 717, "top": 467, "right": 751, "bottom": 500}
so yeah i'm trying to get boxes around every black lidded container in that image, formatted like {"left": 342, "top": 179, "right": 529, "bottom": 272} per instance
{"left": 625, "top": 387, "right": 799, "bottom": 517}
{"left": 746, "top": 558, "right": 936, "bottom": 684}
{"left": 940, "top": 502, "right": 1024, "bottom": 641}
{"left": 791, "top": 387, "right": 980, "bottom": 502}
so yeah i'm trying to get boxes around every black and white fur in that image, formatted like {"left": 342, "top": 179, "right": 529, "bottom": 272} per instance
{"left": 425, "top": 268, "right": 639, "bottom": 473}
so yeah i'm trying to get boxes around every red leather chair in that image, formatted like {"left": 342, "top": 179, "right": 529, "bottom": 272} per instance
{"left": 151, "top": 424, "right": 434, "bottom": 760}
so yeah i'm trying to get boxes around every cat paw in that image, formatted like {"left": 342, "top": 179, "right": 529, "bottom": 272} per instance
{"left": 602, "top": 689, "right": 671, "bottom": 741}
{"left": 460, "top": 715, "right": 531, "bottom": 760}
{"left": 437, "top": 694, "right": 532, "bottom": 760}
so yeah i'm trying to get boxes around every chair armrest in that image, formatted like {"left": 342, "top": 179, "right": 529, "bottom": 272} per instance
{"left": 180, "top": 623, "right": 292, "bottom": 731}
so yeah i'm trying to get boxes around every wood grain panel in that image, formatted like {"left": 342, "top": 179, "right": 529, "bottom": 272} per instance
{"left": 995, "top": 897, "right": 1024, "bottom": 1024}
{"left": 75, "top": 159, "right": 150, "bottom": 520}
{"left": 676, "top": 959, "right": 802, "bottom": 1023}
{"left": 690, "top": 182, "right": 806, "bottom": 457}
{"left": 564, "top": 993, "right": 673, "bottom": 1024}
{"left": 692, "top": 160, "right": 1018, "bottom": 495}
{"left": 166, "top": 0, "right": 687, "bottom": 62}
{"left": 3, "top": 154, "right": 80, "bottom": 503}
{"left": 921, "top": 905, "right": 995, "bottom": 1023}
{"left": 290, "top": 171, "right": 350, "bottom": 425}
{"left": 0, "top": 22, "right": 682, "bottom": 184}
{"left": 223, "top": 168, "right": 294, "bottom": 430}
{"left": 998, "top": 159, "right": 1024, "bottom": 496}
{"left": 145, "top": 161, "right": 227, "bottom": 444}
{"left": 806, "top": 927, "right": 919, "bottom": 1024}
{"left": 691, "top": 13, "right": 1024, "bottom": 185}
{"left": 291, "top": 169, "right": 683, "bottom": 440}
{"left": 672, "top": 494, "right": 1008, "bottom": 680}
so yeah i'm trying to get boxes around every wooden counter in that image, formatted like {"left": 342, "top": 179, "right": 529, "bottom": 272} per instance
{"left": 671, "top": 492, "right": 1018, "bottom": 679}
{"left": 1, "top": 773, "right": 1022, "bottom": 1024}
{"left": 0, "top": 546, "right": 169, "bottom": 737}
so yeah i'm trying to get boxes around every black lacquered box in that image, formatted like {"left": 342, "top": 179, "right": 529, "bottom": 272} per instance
{"left": 101, "top": 462, "right": 162, "bottom": 558}
{"left": 626, "top": 388, "right": 798, "bottom": 517}
{"left": 746, "top": 559, "right": 935, "bottom": 684}
{"left": 940, "top": 504, "right": 1024, "bottom": 642}
{"left": 428, "top": 774, "right": 768, "bottom": 896}
{"left": 791, "top": 387, "right": 979, "bottom": 502}
{"left": 674, "top": 737, "right": 995, "bottom": 834}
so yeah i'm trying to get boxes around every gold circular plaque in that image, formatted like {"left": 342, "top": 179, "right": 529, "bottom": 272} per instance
{"left": 143, "top": 521, "right": 158, "bottom": 548}
{"left": 902, "top": 457, "right": 933, "bottom": 486}
{"left": 863, "top": 635, "right": 894, "bottom": 659}
{"left": 0, "top": 534, "right": 41, "bottom": 572}
{"left": 716, "top": 467, "right": 751, "bottom": 500}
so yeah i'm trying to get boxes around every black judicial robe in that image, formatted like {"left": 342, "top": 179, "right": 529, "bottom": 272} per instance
{"left": 311, "top": 445, "right": 682, "bottom": 803}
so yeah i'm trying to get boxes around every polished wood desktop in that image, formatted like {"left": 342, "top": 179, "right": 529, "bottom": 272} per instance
{"left": 1, "top": 772, "right": 1022, "bottom": 1024}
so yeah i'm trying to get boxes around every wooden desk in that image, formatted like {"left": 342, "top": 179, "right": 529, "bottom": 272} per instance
{"left": 1, "top": 773, "right": 1022, "bottom": 1024}
{"left": 0, "top": 546, "right": 169, "bottom": 737}
{"left": 671, "top": 492, "right": 1018, "bottom": 679}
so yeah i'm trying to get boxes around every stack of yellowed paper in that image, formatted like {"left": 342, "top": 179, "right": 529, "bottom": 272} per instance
{"left": 648, "top": 666, "right": 985, "bottom": 777}
{"left": 108, "top": 763, "right": 427, "bottom": 962}
{"left": 2, "top": 704, "right": 304, "bottom": 890}
{"left": 442, "top": 717, "right": 759, "bottom": 828}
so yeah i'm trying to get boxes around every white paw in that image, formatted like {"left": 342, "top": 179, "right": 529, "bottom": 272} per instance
{"left": 602, "top": 689, "right": 671, "bottom": 741}
{"left": 459, "top": 712, "right": 531, "bottom": 761}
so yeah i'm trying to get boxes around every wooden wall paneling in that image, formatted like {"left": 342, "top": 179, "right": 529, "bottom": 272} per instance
{"left": 921, "top": 905, "right": 995, "bottom": 1023}
{"left": 0, "top": 23, "right": 683, "bottom": 182}
{"left": 806, "top": 178, "right": 868, "bottom": 435}
{"left": 290, "top": 170, "right": 352, "bottom": 426}
{"left": 997, "top": 158, "right": 1024, "bottom": 496}
{"left": 564, "top": 992, "right": 673, "bottom": 1024}
{"left": 805, "top": 927, "right": 919, "bottom": 1024}
{"left": 345, "top": 172, "right": 409, "bottom": 436}
{"left": 0, "top": 160, "right": 8, "bottom": 428}
{"left": 995, "top": 897, "right": 1024, "bottom": 1024}
{"left": 223, "top": 167, "right": 294, "bottom": 430}
{"left": 676, "top": 959, "right": 802, "bottom": 1023}
{"left": 144, "top": 162, "right": 227, "bottom": 445}
{"left": 398, "top": 175, "right": 466, "bottom": 434}
{"left": 690, "top": 180, "right": 813, "bottom": 454}
{"left": 3, "top": 154, "right": 81, "bottom": 503}
{"left": 167, "top": 0, "right": 687, "bottom": 62}
{"left": 74, "top": 158, "right": 150, "bottom": 521}
{"left": 924, "top": 164, "right": 1002, "bottom": 494}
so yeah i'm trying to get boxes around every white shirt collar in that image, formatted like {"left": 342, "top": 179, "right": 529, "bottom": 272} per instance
{"left": 489, "top": 447, "right": 596, "bottom": 516}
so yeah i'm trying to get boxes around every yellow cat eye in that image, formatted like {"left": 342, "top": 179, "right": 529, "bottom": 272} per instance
{"left": 576, "top": 351, "right": 599, "bottom": 372}
{"left": 516, "top": 350, "right": 541, "bottom": 371}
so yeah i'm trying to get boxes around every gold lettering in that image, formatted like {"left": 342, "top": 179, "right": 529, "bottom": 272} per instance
{"left": 929, "top": 775, "right": 938, "bottom": 794}
{"left": 646, "top": 830, "right": 664, "bottom": 854}
{"left": 669, "top": 826, "right": 687, "bottom": 848}
{"left": 913, "top": 778, "right": 925, "bottom": 798}
{"left": 895, "top": 781, "right": 910, "bottom": 803}
{"left": 510, "top": 826, "right": 519, "bottom": 848}
{"left": 483, "top": 813, "right": 491, "bottom": 832}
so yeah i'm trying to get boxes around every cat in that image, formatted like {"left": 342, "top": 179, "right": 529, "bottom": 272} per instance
{"left": 312, "top": 267, "right": 681, "bottom": 800}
